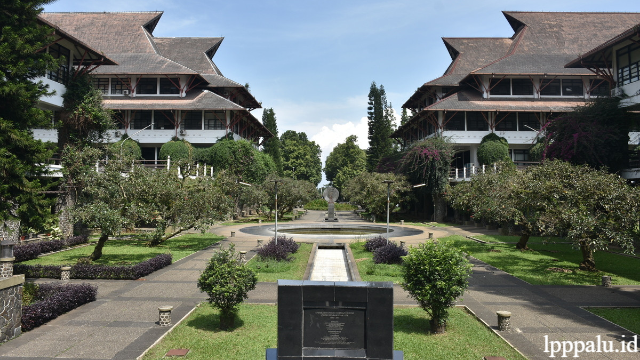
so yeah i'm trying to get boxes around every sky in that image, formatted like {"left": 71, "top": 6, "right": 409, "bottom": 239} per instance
{"left": 43, "top": 0, "right": 640, "bottom": 184}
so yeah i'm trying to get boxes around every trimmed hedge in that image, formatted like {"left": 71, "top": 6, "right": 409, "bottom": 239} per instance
{"left": 364, "top": 236, "right": 389, "bottom": 252}
{"left": 22, "top": 283, "right": 98, "bottom": 331}
{"left": 14, "top": 235, "right": 89, "bottom": 262}
{"left": 14, "top": 253, "right": 172, "bottom": 280}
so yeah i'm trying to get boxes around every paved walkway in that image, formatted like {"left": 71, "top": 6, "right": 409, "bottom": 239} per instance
{"left": 0, "top": 210, "right": 638, "bottom": 359}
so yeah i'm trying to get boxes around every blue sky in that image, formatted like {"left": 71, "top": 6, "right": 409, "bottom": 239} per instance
{"left": 44, "top": 0, "right": 640, "bottom": 183}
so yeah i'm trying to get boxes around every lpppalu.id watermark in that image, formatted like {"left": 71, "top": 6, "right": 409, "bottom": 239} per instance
{"left": 544, "top": 335, "right": 638, "bottom": 358}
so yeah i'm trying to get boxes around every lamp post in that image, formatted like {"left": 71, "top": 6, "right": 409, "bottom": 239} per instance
{"left": 382, "top": 180, "right": 394, "bottom": 244}
{"left": 271, "top": 179, "right": 281, "bottom": 244}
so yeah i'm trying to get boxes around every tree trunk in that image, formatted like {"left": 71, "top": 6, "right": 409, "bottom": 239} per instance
{"left": 433, "top": 194, "right": 447, "bottom": 223}
{"left": 579, "top": 242, "right": 597, "bottom": 271}
{"left": 90, "top": 233, "right": 109, "bottom": 261}
{"left": 516, "top": 233, "right": 530, "bottom": 250}
{"left": 430, "top": 318, "right": 446, "bottom": 334}
{"left": 219, "top": 309, "right": 236, "bottom": 330}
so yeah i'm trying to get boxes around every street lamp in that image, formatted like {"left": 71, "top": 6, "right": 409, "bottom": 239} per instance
{"left": 271, "top": 179, "right": 282, "bottom": 244}
{"left": 382, "top": 180, "right": 394, "bottom": 244}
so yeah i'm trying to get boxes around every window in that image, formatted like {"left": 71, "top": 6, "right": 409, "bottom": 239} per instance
{"left": 183, "top": 111, "right": 202, "bottom": 130}
{"left": 154, "top": 111, "right": 175, "bottom": 130}
{"left": 111, "top": 78, "right": 129, "bottom": 95}
{"left": 140, "top": 147, "right": 156, "bottom": 161}
{"left": 512, "top": 149, "right": 530, "bottom": 162}
{"left": 47, "top": 43, "right": 70, "bottom": 84}
{"left": 489, "top": 78, "right": 510, "bottom": 95}
{"left": 132, "top": 110, "right": 152, "bottom": 129}
{"left": 112, "top": 111, "right": 126, "bottom": 129}
{"left": 160, "top": 78, "right": 180, "bottom": 94}
{"left": 466, "top": 112, "right": 488, "bottom": 131}
{"left": 443, "top": 112, "right": 465, "bottom": 131}
{"left": 617, "top": 43, "right": 640, "bottom": 85}
{"left": 137, "top": 78, "right": 157, "bottom": 94}
{"left": 512, "top": 79, "right": 533, "bottom": 95}
{"left": 540, "top": 79, "right": 561, "bottom": 96}
{"left": 589, "top": 80, "right": 610, "bottom": 97}
{"left": 562, "top": 79, "right": 584, "bottom": 96}
{"left": 93, "top": 78, "right": 109, "bottom": 94}
{"left": 204, "top": 111, "right": 226, "bottom": 130}
{"left": 518, "top": 113, "right": 539, "bottom": 131}
{"left": 495, "top": 113, "right": 517, "bottom": 131}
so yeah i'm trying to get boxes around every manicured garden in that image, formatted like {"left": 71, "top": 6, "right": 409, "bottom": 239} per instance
{"left": 140, "top": 304, "right": 526, "bottom": 360}
{"left": 245, "top": 242, "right": 313, "bottom": 282}
{"left": 350, "top": 241, "right": 404, "bottom": 283}
{"left": 585, "top": 307, "right": 640, "bottom": 335}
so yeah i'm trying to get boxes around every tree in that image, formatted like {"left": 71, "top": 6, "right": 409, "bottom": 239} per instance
{"left": 262, "top": 108, "right": 283, "bottom": 175}
{"left": 197, "top": 244, "right": 257, "bottom": 330}
{"left": 543, "top": 97, "right": 636, "bottom": 173}
{"left": 0, "top": 0, "right": 58, "bottom": 237}
{"left": 323, "top": 135, "right": 366, "bottom": 193}
{"left": 400, "top": 108, "right": 411, "bottom": 126}
{"left": 366, "top": 82, "right": 395, "bottom": 171}
{"left": 399, "top": 137, "right": 456, "bottom": 222}
{"left": 477, "top": 133, "right": 510, "bottom": 166}
{"left": 280, "top": 130, "right": 322, "bottom": 186}
{"left": 402, "top": 241, "right": 471, "bottom": 333}
{"left": 342, "top": 172, "right": 411, "bottom": 218}
{"left": 159, "top": 139, "right": 193, "bottom": 164}
{"left": 203, "top": 139, "right": 276, "bottom": 184}
{"left": 261, "top": 174, "right": 317, "bottom": 219}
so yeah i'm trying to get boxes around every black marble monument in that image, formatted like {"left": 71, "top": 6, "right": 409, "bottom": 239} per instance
{"left": 267, "top": 280, "right": 403, "bottom": 360}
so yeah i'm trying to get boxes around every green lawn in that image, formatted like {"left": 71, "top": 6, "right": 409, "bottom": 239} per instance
{"left": 245, "top": 243, "right": 313, "bottom": 282}
{"left": 403, "top": 221, "right": 454, "bottom": 228}
{"left": 475, "top": 234, "right": 567, "bottom": 244}
{"left": 141, "top": 304, "right": 525, "bottom": 360}
{"left": 444, "top": 235, "right": 640, "bottom": 285}
{"left": 585, "top": 308, "right": 640, "bottom": 335}
{"left": 350, "top": 242, "right": 403, "bottom": 283}
{"left": 21, "top": 234, "right": 223, "bottom": 266}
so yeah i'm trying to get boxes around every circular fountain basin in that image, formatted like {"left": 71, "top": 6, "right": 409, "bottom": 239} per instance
{"left": 239, "top": 224, "right": 422, "bottom": 239}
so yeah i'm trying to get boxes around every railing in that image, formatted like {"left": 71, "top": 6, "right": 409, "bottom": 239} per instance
{"left": 449, "top": 161, "right": 540, "bottom": 181}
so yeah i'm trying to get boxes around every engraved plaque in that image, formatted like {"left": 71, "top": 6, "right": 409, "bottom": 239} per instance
{"left": 303, "top": 308, "right": 365, "bottom": 349}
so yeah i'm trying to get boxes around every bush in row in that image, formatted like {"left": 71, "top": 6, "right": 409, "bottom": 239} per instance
{"left": 373, "top": 243, "right": 407, "bottom": 264}
{"left": 364, "top": 236, "right": 388, "bottom": 252}
{"left": 257, "top": 236, "right": 299, "bottom": 261}
{"left": 22, "top": 283, "right": 98, "bottom": 331}
{"left": 14, "top": 253, "right": 172, "bottom": 280}
{"left": 14, "top": 235, "right": 89, "bottom": 262}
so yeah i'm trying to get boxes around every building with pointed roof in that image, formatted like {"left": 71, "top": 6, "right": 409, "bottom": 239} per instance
{"left": 34, "top": 11, "right": 271, "bottom": 161}
{"left": 394, "top": 11, "right": 640, "bottom": 175}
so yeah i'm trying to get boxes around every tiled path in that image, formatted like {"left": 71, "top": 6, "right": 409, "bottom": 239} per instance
{"left": 0, "top": 210, "right": 638, "bottom": 359}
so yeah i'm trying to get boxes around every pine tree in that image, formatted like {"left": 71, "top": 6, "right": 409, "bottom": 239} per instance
{"left": 0, "top": 0, "right": 58, "bottom": 232}
{"left": 261, "top": 108, "right": 283, "bottom": 175}
{"left": 401, "top": 108, "right": 411, "bottom": 126}
{"left": 366, "top": 82, "right": 395, "bottom": 171}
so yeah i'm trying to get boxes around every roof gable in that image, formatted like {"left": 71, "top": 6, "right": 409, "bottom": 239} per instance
{"left": 154, "top": 37, "right": 223, "bottom": 75}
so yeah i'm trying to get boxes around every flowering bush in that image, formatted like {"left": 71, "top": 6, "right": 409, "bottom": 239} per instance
{"left": 22, "top": 283, "right": 98, "bottom": 331}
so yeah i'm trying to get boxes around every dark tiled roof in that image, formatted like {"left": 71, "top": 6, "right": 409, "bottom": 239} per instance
{"left": 40, "top": 12, "right": 163, "bottom": 54}
{"left": 103, "top": 90, "right": 245, "bottom": 111}
{"left": 154, "top": 37, "right": 223, "bottom": 75}
{"left": 93, "top": 54, "right": 198, "bottom": 75}
{"left": 424, "top": 90, "right": 584, "bottom": 112}
{"left": 566, "top": 23, "right": 640, "bottom": 68}
{"left": 200, "top": 74, "right": 243, "bottom": 87}
{"left": 474, "top": 12, "right": 640, "bottom": 75}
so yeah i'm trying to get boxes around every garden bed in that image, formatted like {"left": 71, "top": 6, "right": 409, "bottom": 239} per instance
{"left": 349, "top": 242, "right": 403, "bottom": 283}
{"left": 22, "top": 283, "right": 98, "bottom": 331}
{"left": 245, "top": 243, "right": 313, "bottom": 282}
{"left": 140, "top": 304, "right": 526, "bottom": 360}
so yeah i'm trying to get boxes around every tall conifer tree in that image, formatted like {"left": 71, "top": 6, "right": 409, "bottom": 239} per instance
{"left": 366, "top": 82, "right": 395, "bottom": 171}
{"left": 261, "top": 108, "right": 283, "bottom": 175}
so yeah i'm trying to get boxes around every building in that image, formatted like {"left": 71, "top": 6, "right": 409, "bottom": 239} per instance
{"left": 393, "top": 12, "right": 640, "bottom": 175}
{"left": 35, "top": 11, "right": 271, "bottom": 161}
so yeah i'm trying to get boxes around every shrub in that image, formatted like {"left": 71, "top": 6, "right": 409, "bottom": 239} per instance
{"left": 159, "top": 139, "right": 193, "bottom": 163}
{"left": 477, "top": 140, "right": 509, "bottom": 165}
{"left": 109, "top": 138, "right": 142, "bottom": 159}
{"left": 373, "top": 243, "right": 407, "bottom": 264}
{"left": 64, "top": 235, "right": 89, "bottom": 247}
{"left": 401, "top": 241, "right": 472, "bottom": 333}
{"left": 364, "top": 236, "right": 388, "bottom": 252}
{"left": 14, "top": 236, "right": 90, "bottom": 262}
{"left": 22, "top": 283, "right": 97, "bottom": 331}
{"left": 38, "top": 239, "right": 65, "bottom": 254}
{"left": 197, "top": 244, "right": 257, "bottom": 329}
{"left": 14, "top": 264, "right": 62, "bottom": 278}
{"left": 257, "top": 236, "right": 299, "bottom": 261}
{"left": 14, "top": 242, "right": 42, "bottom": 262}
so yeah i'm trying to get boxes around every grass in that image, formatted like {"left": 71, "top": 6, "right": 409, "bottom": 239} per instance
{"left": 350, "top": 242, "right": 403, "bottom": 283}
{"left": 585, "top": 308, "right": 640, "bottom": 335}
{"left": 20, "top": 233, "right": 224, "bottom": 266}
{"left": 443, "top": 235, "right": 640, "bottom": 285}
{"left": 403, "top": 221, "right": 455, "bottom": 227}
{"left": 245, "top": 243, "right": 313, "bottom": 282}
{"left": 141, "top": 304, "right": 526, "bottom": 360}
{"left": 475, "top": 234, "right": 567, "bottom": 244}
